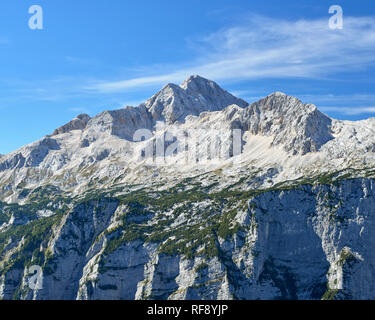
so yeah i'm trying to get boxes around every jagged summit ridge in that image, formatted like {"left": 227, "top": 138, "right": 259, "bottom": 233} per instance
{"left": 52, "top": 114, "right": 91, "bottom": 136}
{"left": 50, "top": 75, "right": 248, "bottom": 139}
{"left": 247, "top": 92, "right": 333, "bottom": 154}
{"left": 48, "top": 75, "right": 329, "bottom": 152}
{"left": 0, "top": 75, "right": 375, "bottom": 203}
{"left": 47, "top": 75, "right": 331, "bottom": 155}
{"left": 141, "top": 75, "right": 248, "bottom": 124}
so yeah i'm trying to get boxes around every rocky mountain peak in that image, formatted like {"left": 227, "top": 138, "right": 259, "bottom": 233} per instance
{"left": 245, "top": 92, "right": 333, "bottom": 154}
{"left": 52, "top": 113, "right": 91, "bottom": 136}
{"left": 268, "top": 91, "right": 287, "bottom": 97}
{"left": 142, "top": 75, "right": 248, "bottom": 124}
{"left": 2, "top": 75, "right": 372, "bottom": 191}
{"left": 180, "top": 74, "right": 218, "bottom": 91}
{"left": 50, "top": 76, "right": 248, "bottom": 138}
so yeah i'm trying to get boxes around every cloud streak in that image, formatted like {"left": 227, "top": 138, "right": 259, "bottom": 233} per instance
{"left": 86, "top": 14, "right": 375, "bottom": 93}
{"left": 320, "top": 106, "right": 375, "bottom": 115}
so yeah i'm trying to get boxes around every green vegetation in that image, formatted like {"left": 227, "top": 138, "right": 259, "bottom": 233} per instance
{"left": 321, "top": 288, "right": 339, "bottom": 300}
{"left": 195, "top": 262, "right": 209, "bottom": 273}
{"left": 96, "top": 172, "right": 374, "bottom": 262}
{"left": 0, "top": 211, "right": 64, "bottom": 276}
{"left": 338, "top": 248, "right": 357, "bottom": 266}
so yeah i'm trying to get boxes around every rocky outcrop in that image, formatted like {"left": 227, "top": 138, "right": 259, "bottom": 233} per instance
{"left": 1, "top": 178, "right": 375, "bottom": 300}
{"left": 142, "top": 75, "right": 248, "bottom": 124}
{"left": 52, "top": 114, "right": 91, "bottom": 136}
{"left": 83, "top": 106, "right": 153, "bottom": 141}
{"left": 246, "top": 92, "right": 333, "bottom": 154}
{"left": 205, "top": 92, "right": 333, "bottom": 155}
{"left": 0, "top": 137, "right": 60, "bottom": 172}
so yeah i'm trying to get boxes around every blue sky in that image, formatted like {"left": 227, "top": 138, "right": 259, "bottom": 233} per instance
{"left": 1, "top": 0, "right": 375, "bottom": 154}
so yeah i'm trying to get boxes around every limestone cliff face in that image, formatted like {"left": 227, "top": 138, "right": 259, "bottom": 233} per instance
{"left": 1, "top": 178, "right": 374, "bottom": 300}
{"left": 75, "top": 178, "right": 375, "bottom": 300}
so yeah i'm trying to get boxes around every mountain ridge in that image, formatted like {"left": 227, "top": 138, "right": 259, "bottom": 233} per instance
{"left": 0, "top": 75, "right": 374, "bottom": 205}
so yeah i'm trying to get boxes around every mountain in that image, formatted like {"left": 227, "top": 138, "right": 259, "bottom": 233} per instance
{"left": 143, "top": 75, "right": 249, "bottom": 124}
{"left": 1, "top": 75, "right": 375, "bottom": 300}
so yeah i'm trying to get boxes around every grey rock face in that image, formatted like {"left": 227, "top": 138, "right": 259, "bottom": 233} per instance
{"left": 0, "top": 137, "right": 60, "bottom": 172}
{"left": 75, "top": 179, "right": 375, "bottom": 300}
{"left": 215, "top": 92, "right": 333, "bottom": 155}
{"left": 31, "top": 198, "right": 118, "bottom": 300}
{"left": 84, "top": 106, "right": 153, "bottom": 141}
{"left": 142, "top": 75, "right": 248, "bottom": 124}
{"left": 52, "top": 114, "right": 91, "bottom": 136}
{"left": 1, "top": 179, "right": 375, "bottom": 300}
{"left": 0, "top": 153, "right": 26, "bottom": 172}
{"left": 248, "top": 93, "right": 333, "bottom": 154}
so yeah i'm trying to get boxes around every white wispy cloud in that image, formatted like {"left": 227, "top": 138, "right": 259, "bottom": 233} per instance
{"left": 121, "top": 99, "right": 148, "bottom": 107}
{"left": 69, "top": 107, "right": 91, "bottom": 114}
{"left": 86, "top": 14, "right": 375, "bottom": 93}
{"left": 298, "top": 94, "right": 375, "bottom": 103}
{"left": 320, "top": 106, "right": 375, "bottom": 115}
{"left": 295, "top": 94, "right": 375, "bottom": 115}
